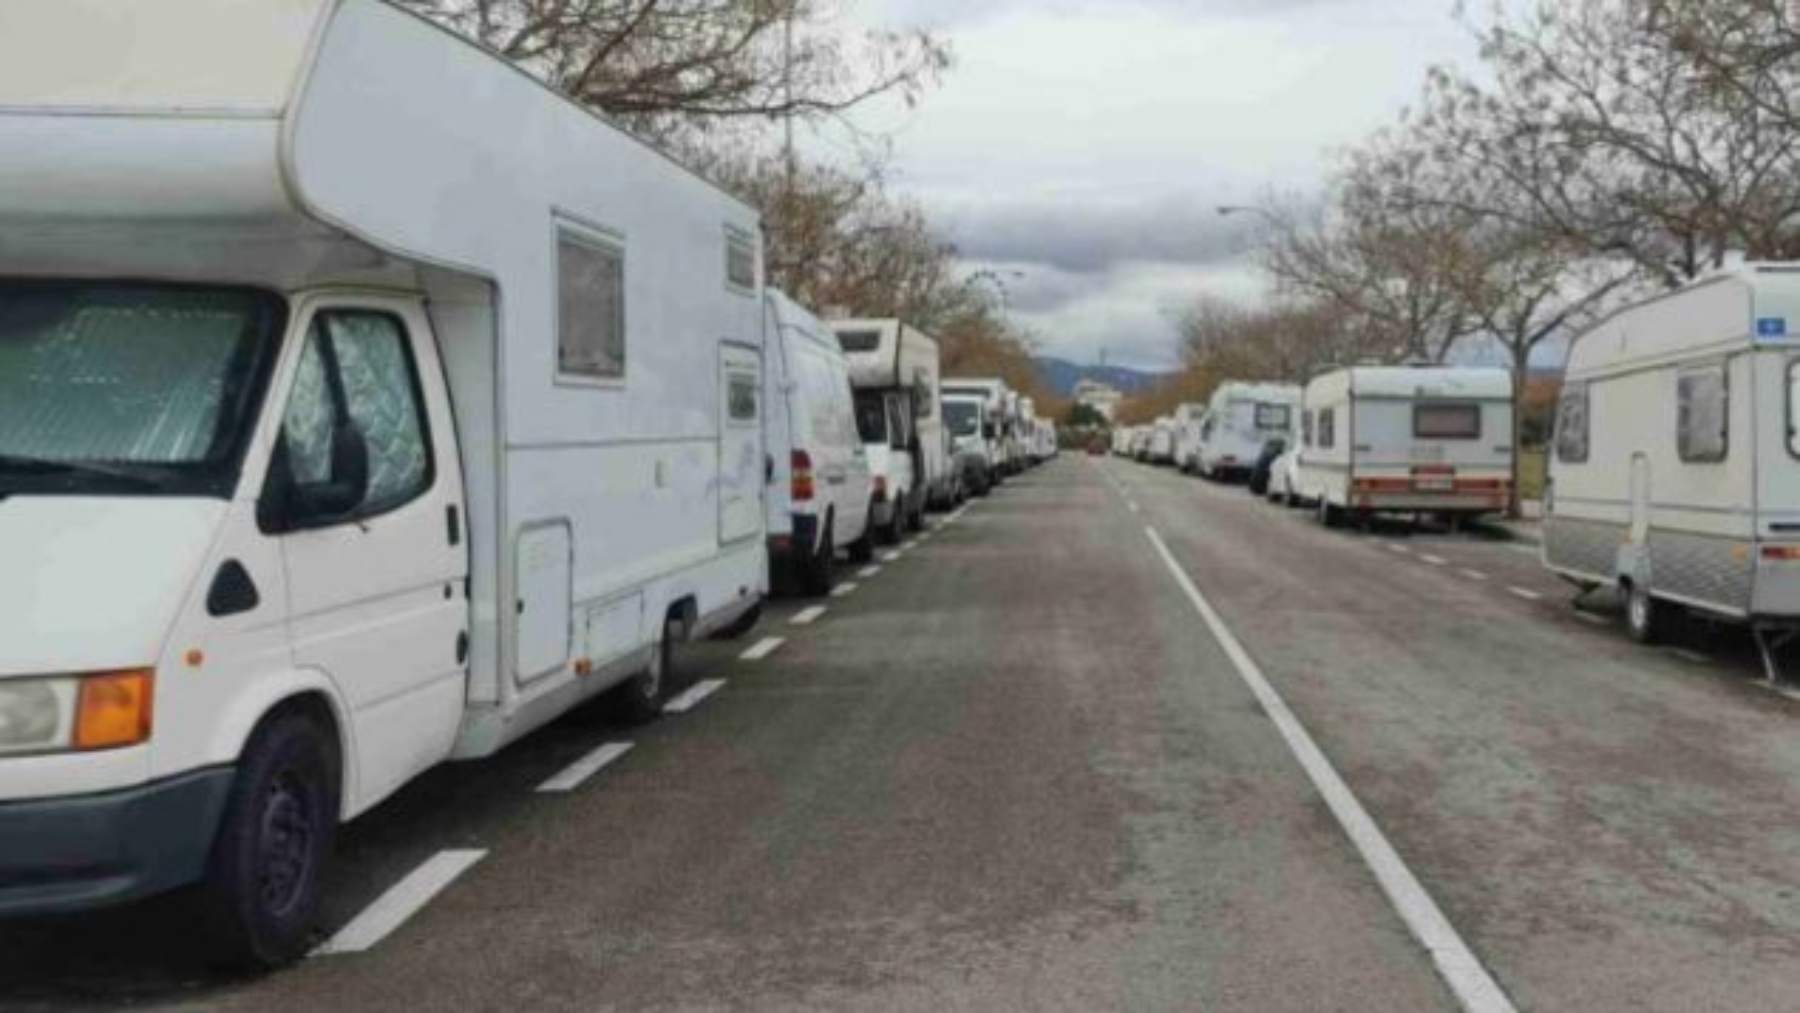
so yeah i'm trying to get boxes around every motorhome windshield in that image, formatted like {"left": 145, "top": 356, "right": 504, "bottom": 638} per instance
{"left": 854, "top": 390, "right": 889, "bottom": 442}
{"left": 943, "top": 400, "right": 981, "bottom": 436}
{"left": 0, "top": 281, "right": 283, "bottom": 497}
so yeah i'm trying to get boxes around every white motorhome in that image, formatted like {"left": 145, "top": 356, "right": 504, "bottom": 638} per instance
{"left": 0, "top": 0, "right": 766, "bottom": 964}
{"left": 943, "top": 378, "right": 1007, "bottom": 494}
{"left": 1148, "top": 417, "right": 1179, "bottom": 466}
{"left": 1037, "top": 419, "right": 1059, "bottom": 461}
{"left": 1544, "top": 267, "right": 1800, "bottom": 659}
{"left": 763, "top": 291, "right": 874, "bottom": 595}
{"left": 1019, "top": 397, "right": 1040, "bottom": 466}
{"left": 1295, "top": 366, "right": 1513, "bottom": 526}
{"left": 1112, "top": 426, "right": 1133, "bottom": 456}
{"left": 1172, "top": 402, "right": 1208, "bottom": 473}
{"left": 1196, "top": 382, "right": 1301, "bottom": 481}
{"left": 835, "top": 320, "right": 948, "bottom": 535}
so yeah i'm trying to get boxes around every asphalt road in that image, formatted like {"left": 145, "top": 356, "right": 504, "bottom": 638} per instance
{"left": 5, "top": 456, "right": 1800, "bottom": 1011}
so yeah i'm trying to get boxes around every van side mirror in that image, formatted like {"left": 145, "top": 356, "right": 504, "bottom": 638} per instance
{"left": 259, "top": 425, "right": 370, "bottom": 533}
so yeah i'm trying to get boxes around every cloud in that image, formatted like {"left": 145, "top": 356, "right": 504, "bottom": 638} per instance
{"left": 940, "top": 194, "right": 1252, "bottom": 275}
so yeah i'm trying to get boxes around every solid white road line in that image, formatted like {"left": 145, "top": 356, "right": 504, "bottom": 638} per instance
{"left": 856, "top": 565, "right": 882, "bottom": 579}
{"left": 314, "top": 850, "right": 487, "bottom": 956}
{"left": 663, "top": 678, "right": 726, "bottom": 714}
{"left": 791, "top": 605, "right": 828, "bottom": 626}
{"left": 1145, "top": 527, "right": 1516, "bottom": 1013}
{"left": 831, "top": 582, "right": 859, "bottom": 598}
{"left": 1460, "top": 569, "right": 1489, "bottom": 582}
{"left": 739, "top": 636, "right": 786, "bottom": 661}
{"left": 1507, "top": 586, "right": 1543, "bottom": 602}
{"left": 536, "top": 741, "right": 634, "bottom": 794}
{"left": 1420, "top": 553, "right": 1448, "bottom": 566}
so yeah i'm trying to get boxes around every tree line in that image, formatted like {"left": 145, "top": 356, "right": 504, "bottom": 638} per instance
{"left": 1130, "top": 0, "right": 1800, "bottom": 507}
{"left": 403, "top": 0, "right": 1062, "bottom": 412}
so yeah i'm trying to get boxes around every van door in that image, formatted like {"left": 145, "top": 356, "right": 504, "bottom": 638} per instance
{"left": 269, "top": 300, "right": 468, "bottom": 812}
{"left": 719, "top": 343, "right": 764, "bottom": 545}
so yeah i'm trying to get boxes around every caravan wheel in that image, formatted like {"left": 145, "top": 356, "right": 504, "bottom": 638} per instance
{"left": 1624, "top": 583, "right": 1668, "bottom": 644}
{"left": 612, "top": 614, "right": 679, "bottom": 724}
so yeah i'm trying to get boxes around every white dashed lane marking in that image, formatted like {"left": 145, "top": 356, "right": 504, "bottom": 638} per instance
{"left": 536, "top": 741, "right": 634, "bottom": 794}
{"left": 739, "top": 637, "right": 786, "bottom": 661}
{"left": 1460, "top": 569, "right": 1488, "bottom": 582}
{"left": 663, "top": 678, "right": 726, "bottom": 714}
{"left": 1508, "top": 587, "right": 1544, "bottom": 602}
{"left": 831, "top": 582, "right": 858, "bottom": 598}
{"left": 314, "top": 850, "right": 487, "bottom": 956}
{"left": 857, "top": 565, "right": 881, "bottom": 579}
{"left": 791, "top": 605, "right": 827, "bottom": 626}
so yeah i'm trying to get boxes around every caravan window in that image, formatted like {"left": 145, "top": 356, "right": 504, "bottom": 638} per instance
{"left": 1414, "top": 403, "right": 1481, "bottom": 440}
{"left": 556, "top": 232, "right": 625, "bottom": 381}
{"left": 1319, "top": 408, "right": 1336, "bottom": 449}
{"left": 1254, "top": 403, "right": 1291, "bottom": 431}
{"left": 943, "top": 400, "right": 981, "bottom": 437}
{"left": 1301, "top": 410, "right": 1314, "bottom": 447}
{"left": 837, "top": 330, "right": 882, "bottom": 353}
{"left": 725, "top": 228, "right": 756, "bottom": 293}
{"left": 887, "top": 395, "right": 912, "bottom": 451}
{"left": 1677, "top": 366, "right": 1728, "bottom": 463}
{"left": 853, "top": 390, "right": 888, "bottom": 443}
{"left": 1555, "top": 383, "right": 1589, "bottom": 463}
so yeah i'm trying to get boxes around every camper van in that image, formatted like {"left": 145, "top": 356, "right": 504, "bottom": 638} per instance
{"left": 1019, "top": 397, "right": 1040, "bottom": 466}
{"left": 1147, "top": 417, "right": 1179, "bottom": 466}
{"left": 1294, "top": 366, "right": 1513, "bottom": 526}
{"left": 835, "top": 320, "right": 947, "bottom": 536}
{"left": 943, "top": 378, "right": 1007, "bottom": 494}
{"left": 0, "top": 0, "right": 767, "bottom": 964}
{"left": 1172, "top": 402, "right": 1208, "bottom": 473}
{"left": 763, "top": 291, "right": 875, "bottom": 594}
{"left": 1544, "top": 266, "right": 1800, "bottom": 657}
{"left": 1196, "top": 383, "right": 1301, "bottom": 481}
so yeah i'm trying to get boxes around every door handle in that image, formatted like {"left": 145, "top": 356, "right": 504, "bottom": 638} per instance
{"left": 446, "top": 504, "right": 461, "bottom": 547}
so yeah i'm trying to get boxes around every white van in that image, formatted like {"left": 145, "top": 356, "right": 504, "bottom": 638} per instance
{"left": 835, "top": 320, "right": 946, "bottom": 538}
{"left": 1197, "top": 382, "right": 1301, "bottom": 481}
{"left": 1148, "top": 417, "right": 1179, "bottom": 465}
{"left": 1172, "top": 402, "right": 1208, "bottom": 472}
{"left": 1295, "top": 366, "right": 1513, "bottom": 526}
{"left": 1544, "top": 266, "right": 1800, "bottom": 657}
{"left": 763, "top": 290, "right": 875, "bottom": 595}
{"left": 942, "top": 383, "right": 998, "bottom": 495}
{"left": 0, "top": 0, "right": 764, "bottom": 964}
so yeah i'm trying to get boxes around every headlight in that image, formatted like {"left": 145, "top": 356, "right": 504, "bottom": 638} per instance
{"left": 0, "top": 670, "right": 153, "bottom": 756}
{"left": 0, "top": 678, "right": 77, "bottom": 755}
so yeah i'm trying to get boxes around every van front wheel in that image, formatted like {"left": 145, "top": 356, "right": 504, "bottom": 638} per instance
{"left": 612, "top": 615, "right": 679, "bottom": 724}
{"left": 201, "top": 711, "right": 339, "bottom": 969}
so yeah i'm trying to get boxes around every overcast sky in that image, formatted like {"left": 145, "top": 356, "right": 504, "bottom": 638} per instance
{"left": 832, "top": 0, "right": 1482, "bottom": 371}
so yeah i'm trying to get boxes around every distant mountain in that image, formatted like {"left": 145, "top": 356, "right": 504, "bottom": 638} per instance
{"left": 1034, "top": 358, "right": 1168, "bottom": 398}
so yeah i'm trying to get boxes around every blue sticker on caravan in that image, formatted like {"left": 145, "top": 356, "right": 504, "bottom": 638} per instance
{"left": 1757, "top": 317, "right": 1788, "bottom": 340}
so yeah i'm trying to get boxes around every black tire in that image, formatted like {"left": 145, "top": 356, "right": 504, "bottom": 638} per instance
{"left": 847, "top": 509, "right": 876, "bottom": 563}
{"left": 1318, "top": 499, "right": 1345, "bottom": 529}
{"left": 797, "top": 520, "right": 835, "bottom": 596}
{"left": 611, "top": 615, "right": 679, "bottom": 725}
{"left": 906, "top": 497, "right": 926, "bottom": 533}
{"left": 880, "top": 500, "right": 905, "bottom": 545}
{"left": 200, "top": 710, "right": 339, "bottom": 969}
{"left": 1624, "top": 582, "right": 1667, "bottom": 644}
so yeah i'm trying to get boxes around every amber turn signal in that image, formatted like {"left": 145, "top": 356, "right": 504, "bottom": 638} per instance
{"left": 74, "top": 669, "right": 154, "bottom": 750}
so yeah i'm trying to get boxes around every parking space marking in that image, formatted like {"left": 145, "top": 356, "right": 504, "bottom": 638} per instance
{"left": 536, "top": 741, "right": 634, "bottom": 794}
{"left": 314, "top": 850, "right": 487, "bottom": 956}
{"left": 856, "top": 565, "right": 882, "bottom": 579}
{"left": 1460, "top": 569, "right": 1489, "bottom": 581}
{"left": 881, "top": 551, "right": 903, "bottom": 563}
{"left": 1420, "top": 554, "right": 1447, "bottom": 566}
{"left": 1145, "top": 527, "right": 1515, "bottom": 1013}
{"left": 739, "top": 636, "right": 786, "bottom": 661}
{"left": 1508, "top": 586, "right": 1544, "bottom": 602}
{"left": 664, "top": 678, "right": 726, "bottom": 714}
{"left": 791, "top": 605, "right": 828, "bottom": 626}
{"left": 831, "top": 582, "right": 859, "bottom": 598}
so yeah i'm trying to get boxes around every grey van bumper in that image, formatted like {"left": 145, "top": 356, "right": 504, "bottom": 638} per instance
{"left": 0, "top": 766, "right": 233, "bottom": 917}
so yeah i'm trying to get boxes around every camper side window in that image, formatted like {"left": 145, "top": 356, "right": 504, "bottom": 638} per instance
{"left": 1319, "top": 408, "right": 1336, "bottom": 449}
{"left": 725, "top": 228, "right": 756, "bottom": 294}
{"left": 1413, "top": 403, "right": 1481, "bottom": 440}
{"left": 727, "top": 371, "right": 758, "bottom": 424}
{"left": 556, "top": 232, "right": 625, "bottom": 381}
{"left": 1554, "top": 384, "right": 1589, "bottom": 463}
{"left": 1677, "top": 366, "right": 1728, "bottom": 463}
{"left": 1302, "top": 410, "right": 1314, "bottom": 447}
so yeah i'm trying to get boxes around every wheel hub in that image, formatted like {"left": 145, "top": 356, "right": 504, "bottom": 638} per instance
{"left": 257, "top": 773, "right": 314, "bottom": 916}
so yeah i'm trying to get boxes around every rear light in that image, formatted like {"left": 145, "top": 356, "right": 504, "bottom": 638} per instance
{"left": 790, "top": 450, "right": 815, "bottom": 502}
{"left": 1353, "top": 477, "right": 1411, "bottom": 493}
{"left": 1762, "top": 545, "right": 1800, "bottom": 561}
{"left": 872, "top": 475, "right": 888, "bottom": 502}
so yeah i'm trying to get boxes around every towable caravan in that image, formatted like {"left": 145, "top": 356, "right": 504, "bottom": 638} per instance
{"left": 1544, "top": 267, "right": 1800, "bottom": 665}
{"left": 1196, "top": 383, "right": 1301, "bottom": 481}
{"left": 763, "top": 291, "right": 875, "bottom": 595}
{"left": 0, "top": 0, "right": 765, "bottom": 965}
{"left": 1294, "top": 367, "right": 1513, "bottom": 526}
{"left": 835, "top": 320, "right": 949, "bottom": 534}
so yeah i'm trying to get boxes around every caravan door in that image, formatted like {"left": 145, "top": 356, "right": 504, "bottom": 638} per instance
{"left": 719, "top": 343, "right": 764, "bottom": 545}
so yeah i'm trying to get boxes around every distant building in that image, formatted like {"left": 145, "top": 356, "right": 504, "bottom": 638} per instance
{"left": 1073, "top": 379, "right": 1124, "bottom": 421}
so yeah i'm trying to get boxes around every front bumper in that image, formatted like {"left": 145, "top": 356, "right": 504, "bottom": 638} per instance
{"left": 0, "top": 765, "right": 234, "bottom": 917}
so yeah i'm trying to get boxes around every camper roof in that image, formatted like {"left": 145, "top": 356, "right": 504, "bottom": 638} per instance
{"left": 1565, "top": 265, "right": 1800, "bottom": 380}
{"left": 1342, "top": 366, "right": 1511, "bottom": 400}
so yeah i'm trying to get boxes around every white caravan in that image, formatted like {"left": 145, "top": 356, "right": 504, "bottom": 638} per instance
{"left": 1148, "top": 417, "right": 1179, "bottom": 465}
{"left": 1196, "top": 383, "right": 1301, "bottom": 480}
{"left": 943, "top": 378, "right": 1008, "bottom": 494}
{"left": 0, "top": 0, "right": 766, "bottom": 964}
{"left": 1295, "top": 366, "right": 1513, "bottom": 526}
{"left": 763, "top": 290, "right": 875, "bottom": 595}
{"left": 1172, "top": 402, "right": 1209, "bottom": 472}
{"left": 835, "top": 320, "right": 947, "bottom": 535}
{"left": 1544, "top": 266, "right": 1800, "bottom": 662}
